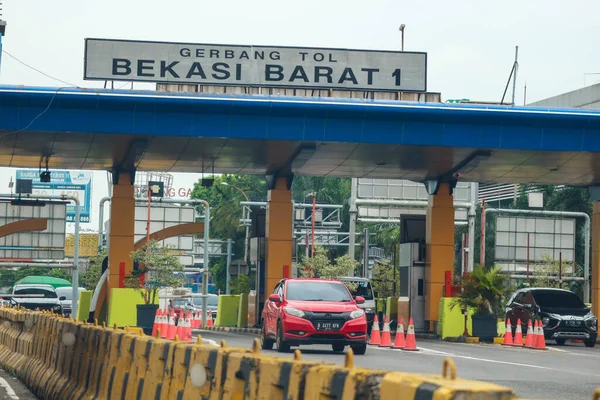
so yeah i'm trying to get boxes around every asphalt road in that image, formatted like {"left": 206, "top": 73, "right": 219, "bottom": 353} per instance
{"left": 194, "top": 330, "right": 600, "bottom": 400}
{"left": 0, "top": 369, "right": 36, "bottom": 400}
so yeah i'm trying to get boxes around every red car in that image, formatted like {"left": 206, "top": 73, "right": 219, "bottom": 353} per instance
{"left": 260, "top": 278, "right": 368, "bottom": 355}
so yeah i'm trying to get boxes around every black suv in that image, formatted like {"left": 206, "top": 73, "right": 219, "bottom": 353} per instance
{"left": 505, "top": 288, "right": 597, "bottom": 347}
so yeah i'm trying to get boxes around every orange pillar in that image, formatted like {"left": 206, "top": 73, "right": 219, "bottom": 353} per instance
{"left": 591, "top": 203, "right": 600, "bottom": 319}
{"left": 265, "top": 177, "right": 293, "bottom": 295}
{"left": 108, "top": 172, "right": 135, "bottom": 295}
{"left": 425, "top": 182, "right": 455, "bottom": 332}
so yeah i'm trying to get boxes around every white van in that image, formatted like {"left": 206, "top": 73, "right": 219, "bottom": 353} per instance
{"left": 55, "top": 287, "right": 86, "bottom": 316}
{"left": 339, "top": 277, "right": 376, "bottom": 331}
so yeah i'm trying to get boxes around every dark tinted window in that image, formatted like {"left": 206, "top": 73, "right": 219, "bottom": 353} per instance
{"left": 192, "top": 296, "right": 218, "bottom": 306}
{"left": 15, "top": 288, "right": 57, "bottom": 298}
{"left": 532, "top": 290, "right": 585, "bottom": 309}
{"left": 286, "top": 281, "right": 352, "bottom": 302}
{"left": 343, "top": 280, "right": 374, "bottom": 300}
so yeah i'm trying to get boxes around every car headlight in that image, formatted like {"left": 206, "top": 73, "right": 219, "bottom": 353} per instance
{"left": 364, "top": 308, "right": 375, "bottom": 314}
{"left": 53, "top": 305, "right": 61, "bottom": 312}
{"left": 542, "top": 317, "right": 549, "bottom": 327}
{"left": 350, "top": 309, "right": 365, "bottom": 319}
{"left": 283, "top": 307, "right": 305, "bottom": 318}
{"left": 585, "top": 314, "right": 598, "bottom": 331}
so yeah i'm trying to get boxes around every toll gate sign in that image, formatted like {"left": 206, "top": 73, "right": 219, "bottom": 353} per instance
{"left": 84, "top": 38, "right": 427, "bottom": 92}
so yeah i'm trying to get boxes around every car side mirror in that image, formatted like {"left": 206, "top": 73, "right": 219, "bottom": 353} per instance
{"left": 268, "top": 294, "right": 282, "bottom": 303}
{"left": 59, "top": 296, "right": 66, "bottom": 301}
{"left": 355, "top": 296, "right": 365, "bottom": 304}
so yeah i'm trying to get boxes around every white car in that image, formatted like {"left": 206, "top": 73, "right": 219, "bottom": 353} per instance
{"left": 55, "top": 287, "right": 86, "bottom": 316}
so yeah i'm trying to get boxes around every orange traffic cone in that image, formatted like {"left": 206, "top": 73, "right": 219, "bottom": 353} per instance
{"left": 524, "top": 320, "right": 535, "bottom": 348}
{"left": 393, "top": 317, "right": 406, "bottom": 349}
{"left": 207, "top": 310, "right": 214, "bottom": 327}
{"left": 369, "top": 315, "right": 381, "bottom": 345}
{"left": 176, "top": 315, "right": 185, "bottom": 340}
{"left": 403, "top": 317, "right": 418, "bottom": 351}
{"left": 502, "top": 319, "right": 514, "bottom": 345}
{"left": 183, "top": 312, "right": 193, "bottom": 342}
{"left": 151, "top": 308, "right": 161, "bottom": 337}
{"left": 166, "top": 310, "right": 176, "bottom": 340}
{"left": 192, "top": 311, "right": 199, "bottom": 329}
{"left": 535, "top": 320, "right": 547, "bottom": 350}
{"left": 160, "top": 309, "right": 169, "bottom": 338}
{"left": 379, "top": 316, "right": 392, "bottom": 347}
{"left": 513, "top": 319, "right": 523, "bottom": 347}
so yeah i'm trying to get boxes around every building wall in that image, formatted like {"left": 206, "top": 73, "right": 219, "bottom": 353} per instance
{"left": 529, "top": 82, "right": 600, "bottom": 109}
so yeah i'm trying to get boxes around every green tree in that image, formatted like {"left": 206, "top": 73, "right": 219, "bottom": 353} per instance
{"left": 452, "top": 265, "right": 510, "bottom": 316}
{"left": 530, "top": 254, "right": 571, "bottom": 290}
{"left": 230, "top": 275, "right": 252, "bottom": 295}
{"left": 125, "top": 240, "right": 185, "bottom": 304}
{"left": 81, "top": 249, "right": 107, "bottom": 290}
{"left": 371, "top": 259, "right": 398, "bottom": 298}
{"left": 48, "top": 268, "right": 71, "bottom": 281}
{"left": 292, "top": 177, "right": 351, "bottom": 233}
{"left": 299, "top": 246, "right": 358, "bottom": 278}
{"left": 191, "top": 174, "right": 267, "bottom": 268}
{"left": 209, "top": 260, "right": 226, "bottom": 293}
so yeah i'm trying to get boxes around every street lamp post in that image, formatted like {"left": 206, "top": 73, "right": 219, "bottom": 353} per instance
{"left": 221, "top": 182, "right": 250, "bottom": 264}
{"left": 399, "top": 24, "right": 406, "bottom": 51}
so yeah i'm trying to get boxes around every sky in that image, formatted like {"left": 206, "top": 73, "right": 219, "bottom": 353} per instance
{"left": 0, "top": 0, "right": 599, "bottom": 231}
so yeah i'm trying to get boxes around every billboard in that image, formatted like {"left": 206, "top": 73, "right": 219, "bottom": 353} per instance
{"left": 15, "top": 170, "right": 93, "bottom": 223}
{"left": 0, "top": 202, "right": 67, "bottom": 260}
{"left": 494, "top": 216, "right": 576, "bottom": 273}
{"left": 84, "top": 38, "right": 427, "bottom": 92}
{"left": 356, "top": 179, "right": 472, "bottom": 221}
{"left": 134, "top": 204, "right": 196, "bottom": 266}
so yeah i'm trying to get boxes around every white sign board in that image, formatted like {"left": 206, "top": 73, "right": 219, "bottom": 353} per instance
{"left": 495, "top": 216, "right": 576, "bottom": 273}
{"left": 0, "top": 202, "right": 67, "bottom": 260}
{"left": 134, "top": 204, "right": 195, "bottom": 252}
{"left": 357, "top": 179, "right": 472, "bottom": 221}
{"left": 84, "top": 38, "right": 427, "bottom": 92}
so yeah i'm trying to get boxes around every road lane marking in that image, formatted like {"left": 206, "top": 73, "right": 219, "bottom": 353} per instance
{"left": 0, "top": 376, "right": 19, "bottom": 400}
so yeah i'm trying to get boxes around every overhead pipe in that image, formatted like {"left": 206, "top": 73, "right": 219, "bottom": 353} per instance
{"left": 484, "top": 208, "right": 590, "bottom": 303}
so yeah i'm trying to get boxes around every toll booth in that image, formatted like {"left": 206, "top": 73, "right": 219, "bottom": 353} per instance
{"left": 399, "top": 241, "right": 427, "bottom": 331}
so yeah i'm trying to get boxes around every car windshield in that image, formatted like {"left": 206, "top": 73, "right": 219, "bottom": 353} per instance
{"left": 532, "top": 290, "right": 585, "bottom": 309}
{"left": 172, "top": 299, "right": 189, "bottom": 307}
{"left": 15, "top": 288, "right": 57, "bottom": 299}
{"left": 286, "top": 281, "right": 352, "bottom": 302}
{"left": 342, "top": 280, "right": 374, "bottom": 300}
{"left": 192, "top": 296, "right": 218, "bottom": 306}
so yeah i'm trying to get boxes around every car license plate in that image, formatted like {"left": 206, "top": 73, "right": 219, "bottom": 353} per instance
{"left": 566, "top": 320, "right": 581, "bottom": 327}
{"left": 316, "top": 321, "right": 341, "bottom": 331}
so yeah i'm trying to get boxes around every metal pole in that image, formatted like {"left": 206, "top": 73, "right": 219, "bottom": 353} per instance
{"left": 244, "top": 224, "right": 250, "bottom": 264}
{"left": 511, "top": 46, "right": 519, "bottom": 106}
{"left": 363, "top": 227, "right": 369, "bottom": 278}
{"left": 348, "top": 178, "right": 358, "bottom": 262}
{"left": 559, "top": 251, "right": 563, "bottom": 283}
{"left": 72, "top": 199, "right": 81, "bottom": 318}
{"left": 145, "top": 185, "right": 151, "bottom": 301}
{"left": 480, "top": 199, "right": 486, "bottom": 266}
{"left": 226, "top": 239, "right": 232, "bottom": 295}
{"left": 98, "top": 197, "right": 110, "bottom": 250}
{"left": 311, "top": 195, "right": 316, "bottom": 258}
{"left": 467, "top": 183, "right": 477, "bottom": 272}
{"left": 305, "top": 231, "right": 309, "bottom": 259}
{"left": 200, "top": 201, "right": 210, "bottom": 327}
{"left": 527, "top": 233, "right": 530, "bottom": 283}
{"left": 484, "top": 207, "right": 591, "bottom": 303}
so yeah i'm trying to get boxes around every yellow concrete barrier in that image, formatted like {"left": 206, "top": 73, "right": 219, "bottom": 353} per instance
{"left": 0, "top": 307, "right": 533, "bottom": 400}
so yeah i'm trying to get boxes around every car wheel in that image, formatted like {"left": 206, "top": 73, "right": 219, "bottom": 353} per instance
{"left": 332, "top": 344, "right": 345, "bottom": 352}
{"left": 260, "top": 322, "right": 274, "bottom": 350}
{"left": 351, "top": 343, "right": 367, "bottom": 355}
{"left": 555, "top": 339, "right": 566, "bottom": 346}
{"left": 584, "top": 340, "right": 596, "bottom": 348}
{"left": 276, "top": 321, "right": 290, "bottom": 353}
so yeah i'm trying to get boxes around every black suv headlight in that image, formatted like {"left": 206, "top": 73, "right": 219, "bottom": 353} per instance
{"left": 584, "top": 314, "right": 597, "bottom": 331}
